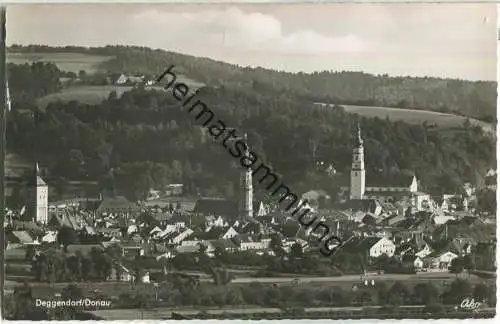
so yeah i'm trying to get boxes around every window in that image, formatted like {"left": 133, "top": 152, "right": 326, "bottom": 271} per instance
{"left": 354, "top": 172, "right": 358, "bottom": 176}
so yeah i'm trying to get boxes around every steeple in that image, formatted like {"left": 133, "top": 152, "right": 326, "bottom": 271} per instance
{"left": 350, "top": 120, "right": 366, "bottom": 200}
{"left": 239, "top": 133, "right": 253, "bottom": 221}
{"left": 354, "top": 120, "right": 363, "bottom": 147}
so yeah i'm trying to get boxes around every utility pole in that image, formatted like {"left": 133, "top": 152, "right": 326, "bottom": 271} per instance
{"left": 0, "top": 6, "right": 7, "bottom": 318}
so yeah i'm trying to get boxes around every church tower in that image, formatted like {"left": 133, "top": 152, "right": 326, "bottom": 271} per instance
{"left": 29, "top": 162, "right": 49, "bottom": 224}
{"left": 350, "top": 122, "right": 366, "bottom": 200}
{"left": 239, "top": 134, "right": 253, "bottom": 221}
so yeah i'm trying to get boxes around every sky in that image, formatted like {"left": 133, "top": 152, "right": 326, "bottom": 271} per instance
{"left": 6, "top": 3, "right": 497, "bottom": 81}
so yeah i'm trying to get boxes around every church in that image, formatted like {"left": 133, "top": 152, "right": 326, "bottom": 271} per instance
{"left": 339, "top": 123, "right": 430, "bottom": 211}
{"left": 28, "top": 162, "right": 49, "bottom": 225}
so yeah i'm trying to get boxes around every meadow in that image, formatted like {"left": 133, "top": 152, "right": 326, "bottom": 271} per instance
{"left": 36, "top": 85, "right": 135, "bottom": 109}
{"left": 36, "top": 75, "right": 205, "bottom": 110}
{"left": 7, "top": 52, "right": 112, "bottom": 74}
{"left": 319, "top": 103, "right": 495, "bottom": 133}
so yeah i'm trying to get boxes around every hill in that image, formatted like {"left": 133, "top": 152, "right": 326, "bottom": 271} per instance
{"left": 5, "top": 45, "right": 496, "bottom": 203}
{"left": 8, "top": 45, "right": 497, "bottom": 122}
{"left": 7, "top": 52, "right": 111, "bottom": 74}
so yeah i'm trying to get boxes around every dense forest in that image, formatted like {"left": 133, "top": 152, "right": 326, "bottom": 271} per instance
{"left": 6, "top": 58, "right": 495, "bottom": 203}
{"left": 8, "top": 44, "right": 497, "bottom": 121}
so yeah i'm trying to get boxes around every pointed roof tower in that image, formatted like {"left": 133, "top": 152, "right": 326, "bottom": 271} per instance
{"left": 354, "top": 120, "right": 363, "bottom": 147}
{"left": 29, "top": 162, "right": 46, "bottom": 186}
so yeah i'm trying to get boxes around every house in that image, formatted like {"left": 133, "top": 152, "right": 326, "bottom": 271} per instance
{"left": 413, "top": 256, "right": 424, "bottom": 269}
{"left": 424, "top": 251, "right": 458, "bottom": 271}
{"left": 209, "top": 216, "right": 228, "bottom": 228}
{"left": 140, "top": 271, "right": 151, "bottom": 283}
{"left": 415, "top": 243, "right": 433, "bottom": 258}
{"left": 165, "top": 228, "right": 193, "bottom": 245}
{"left": 146, "top": 189, "right": 161, "bottom": 201}
{"left": 47, "top": 213, "right": 85, "bottom": 230}
{"left": 115, "top": 74, "right": 128, "bottom": 85}
{"left": 41, "top": 231, "right": 57, "bottom": 243}
{"left": 122, "top": 243, "right": 146, "bottom": 257}
{"left": 342, "top": 237, "right": 396, "bottom": 259}
{"left": 96, "top": 227, "right": 122, "bottom": 238}
{"left": 109, "top": 264, "right": 133, "bottom": 282}
{"left": 164, "top": 184, "right": 184, "bottom": 196}
{"left": 232, "top": 235, "right": 270, "bottom": 251}
{"left": 155, "top": 249, "right": 176, "bottom": 261}
{"left": 254, "top": 201, "right": 270, "bottom": 217}
{"left": 127, "top": 224, "right": 138, "bottom": 235}
{"left": 210, "top": 239, "right": 238, "bottom": 253}
{"left": 193, "top": 198, "right": 238, "bottom": 218}
{"left": 97, "top": 196, "right": 138, "bottom": 215}
{"left": 222, "top": 226, "right": 239, "bottom": 239}
{"left": 450, "top": 237, "right": 475, "bottom": 256}
{"left": 302, "top": 189, "right": 331, "bottom": 202}
{"left": 7, "top": 230, "right": 34, "bottom": 246}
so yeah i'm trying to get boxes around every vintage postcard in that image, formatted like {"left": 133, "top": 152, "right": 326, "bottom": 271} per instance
{"left": 2, "top": 2, "right": 497, "bottom": 320}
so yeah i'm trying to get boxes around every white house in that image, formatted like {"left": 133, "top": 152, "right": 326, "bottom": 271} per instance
{"left": 115, "top": 74, "right": 128, "bottom": 85}
{"left": 413, "top": 256, "right": 424, "bottom": 269}
{"left": 155, "top": 250, "right": 176, "bottom": 261}
{"left": 222, "top": 226, "right": 239, "bottom": 239}
{"left": 368, "top": 237, "right": 396, "bottom": 258}
{"left": 415, "top": 244, "right": 433, "bottom": 258}
{"left": 255, "top": 201, "right": 270, "bottom": 217}
{"left": 171, "top": 228, "right": 194, "bottom": 245}
{"left": 138, "top": 271, "right": 150, "bottom": 283}
{"left": 426, "top": 251, "right": 458, "bottom": 271}
{"left": 127, "top": 224, "right": 138, "bottom": 235}
{"left": 41, "top": 231, "right": 57, "bottom": 243}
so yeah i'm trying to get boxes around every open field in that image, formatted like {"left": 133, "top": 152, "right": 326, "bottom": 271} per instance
{"left": 37, "top": 77, "right": 204, "bottom": 109}
{"left": 7, "top": 52, "right": 112, "bottom": 74}
{"left": 36, "top": 85, "right": 135, "bottom": 109}
{"left": 316, "top": 103, "right": 495, "bottom": 133}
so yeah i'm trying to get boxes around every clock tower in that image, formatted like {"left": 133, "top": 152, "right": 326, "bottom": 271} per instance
{"left": 350, "top": 122, "right": 365, "bottom": 200}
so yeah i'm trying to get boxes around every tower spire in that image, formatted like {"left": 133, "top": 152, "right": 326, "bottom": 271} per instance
{"left": 350, "top": 119, "right": 366, "bottom": 200}
{"left": 239, "top": 133, "right": 253, "bottom": 221}
{"left": 354, "top": 120, "right": 363, "bottom": 147}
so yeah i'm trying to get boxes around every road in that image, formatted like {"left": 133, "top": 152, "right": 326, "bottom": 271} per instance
{"left": 200, "top": 272, "right": 486, "bottom": 284}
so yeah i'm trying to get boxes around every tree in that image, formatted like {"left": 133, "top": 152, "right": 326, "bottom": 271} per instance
{"left": 449, "top": 257, "right": 464, "bottom": 276}
{"left": 290, "top": 243, "right": 303, "bottom": 259}
{"left": 4, "top": 282, "right": 50, "bottom": 320}
{"left": 387, "top": 281, "right": 410, "bottom": 306}
{"left": 61, "top": 284, "right": 83, "bottom": 300}
{"left": 473, "top": 283, "right": 491, "bottom": 303}
{"left": 413, "top": 282, "right": 439, "bottom": 305}
{"left": 443, "top": 279, "right": 472, "bottom": 304}
{"left": 56, "top": 226, "right": 77, "bottom": 252}
{"left": 463, "top": 254, "right": 475, "bottom": 277}
{"left": 476, "top": 189, "right": 496, "bottom": 214}
{"left": 270, "top": 234, "right": 285, "bottom": 258}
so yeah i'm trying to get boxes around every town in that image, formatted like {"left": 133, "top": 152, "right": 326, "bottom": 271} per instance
{"left": 4, "top": 110, "right": 497, "bottom": 319}
{"left": 2, "top": 3, "right": 497, "bottom": 319}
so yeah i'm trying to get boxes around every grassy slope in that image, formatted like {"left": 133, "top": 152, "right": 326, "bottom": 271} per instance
{"left": 7, "top": 52, "right": 112, "bottom": 74}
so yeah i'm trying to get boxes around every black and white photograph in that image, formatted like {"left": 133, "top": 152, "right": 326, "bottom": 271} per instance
{"left": 1, "top": 2, "right": 497, "bottom": 320}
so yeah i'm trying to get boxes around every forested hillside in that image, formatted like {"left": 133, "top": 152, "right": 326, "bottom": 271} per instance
{"left": 6, "top": 60, "right": 495, "bottom": 203}
{"left": 8, "top": 45, "right": 497, "bottom": 121}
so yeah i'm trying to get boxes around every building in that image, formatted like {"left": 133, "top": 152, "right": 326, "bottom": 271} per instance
{"left": 28, "top": 163, "right": 49, "bottom": 225}
{"left": 350, "top": 122, "right": 366, "bottom": 200}
{"left": 239, "top": 134, "right": 253, "bottom": 221}
{"left": 340, "top": 123, "right": 429, "bottom": 210}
